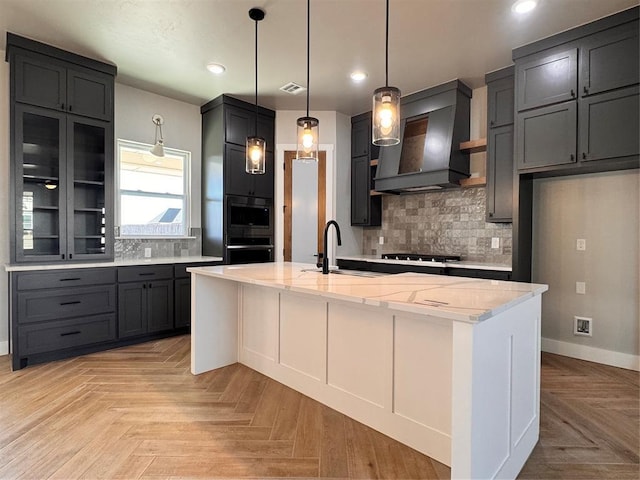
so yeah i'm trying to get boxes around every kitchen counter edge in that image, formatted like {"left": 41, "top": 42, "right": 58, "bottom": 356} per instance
{"left": 4, "top": 256, "right": 224, "bottom": 272}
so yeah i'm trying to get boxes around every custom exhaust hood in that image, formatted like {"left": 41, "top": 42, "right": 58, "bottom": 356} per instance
{"left": 374, "top": 80, "right": 472, "bottom": 193}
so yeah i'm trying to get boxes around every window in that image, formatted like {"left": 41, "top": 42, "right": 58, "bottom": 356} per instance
{"left": 117, "top": 139, "right": 190, "bottom": 237}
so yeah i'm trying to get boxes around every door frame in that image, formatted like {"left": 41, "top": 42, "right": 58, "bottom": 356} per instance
{"left": 283, "top": 150, "right": 326, "bottom": 262}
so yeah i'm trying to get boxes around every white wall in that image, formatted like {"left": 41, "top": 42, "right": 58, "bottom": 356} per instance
{"left": 533, "top": 170, "right": 640, "bottom": 370}
{"left": 114, "top": 83, "right": 202, "bottom": 228}
{"left": 274, "top": 110, "right": 362, "bottom": 263}
{"left": 0, "top": 51, "right": 9, "bottom": 355}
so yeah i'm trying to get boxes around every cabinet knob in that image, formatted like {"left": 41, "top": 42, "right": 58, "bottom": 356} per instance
{"left": 570, "top": 153, "right": 575, "bottom": 161}
{"left": 60, "top": 103, "right": 65, "bottom": 110}
{"left": 68, "top": 105, "right": 73, "bottom": 112}
{"left": 582, "top": 152, "right": 587, "bottom": 160}
{"left": 570, "top": 89, "right": 575, "bottom": 98}
{"left": 583, "top": 86, "right": 589, "bottom": 95}
{"left": 490, "top": 120, "right": 495, "bottom": 127}
{"left": 489, "top": 212, "right": 494, "bottom": 217}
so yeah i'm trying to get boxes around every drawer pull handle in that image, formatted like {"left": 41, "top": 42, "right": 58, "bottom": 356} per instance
{"left": 60, "top": 300, "right": 81, "bottom": 306}
{"left": 60, "top": 278, "right": 81, "bottom": 282}
{"left": 138, "top": 273, "right": 155, "bottom": 276}
{"left": 60, "top": 331, "right": 81, "bottom": 337}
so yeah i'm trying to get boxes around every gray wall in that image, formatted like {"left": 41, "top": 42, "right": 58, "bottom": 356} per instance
{"left": 362, "top": 187, "right": 512, "bottom": 264}
{"left": 114, "top": 83, "right": 202, "bottom": 259}
{"left": 532, "top": 170, "right": 639, "bottom": 362}
{"left": 0, "top": 50, "right": 9, "bottom": 354}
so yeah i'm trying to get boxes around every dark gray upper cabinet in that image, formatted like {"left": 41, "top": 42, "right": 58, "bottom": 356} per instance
{"left": 513, "top": 8, "right": 638, "bottom": 174}
{"left": 517, "top": 101, "right": 577, "bottom": 169}
{"left": 7, "top": 33, "right": 115, "bottom": 264}
{"left": 350, "top": 112, "right": 381, "bottom": 227}
{"left": 516, "top": 48, "right": 578, "bottom": 111}
{"left": 485, "top": 67, "right": 515, "bottom": 223}
{"left": 487, "top": 75, "right": 514, "bottom": 128}
{"left": 351, "top": 118, "right": 370, "bottom": 157}
{"left": 580, "top": 22, "right": 639, "bottom": 97}
{"left": 13, "top": 52, "right": 113, "bottom": 122}
{"left": 579, "top": 86, "right": 639, "bottom": 162}
{"left": 224, "top": 104, "right": 274, "bottom": 152}
{"left": 224, "top": 144, "right": 274, "bottom": 198}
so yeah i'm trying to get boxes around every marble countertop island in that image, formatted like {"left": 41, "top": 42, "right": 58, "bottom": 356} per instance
{"left": 189, "top": 261, "right": 547, "bottom": 479}
{"left": 188, "top": 262, "right": 545, "bottom": 324}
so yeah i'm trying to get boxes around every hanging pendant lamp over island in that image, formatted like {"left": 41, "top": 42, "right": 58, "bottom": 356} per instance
{"left": 246, "top": 7, "right": 266, "bottom": 174}
{"left": 372, "top": 0, "right": 401, "bottom": 146}
{"left": 296, "top": 0, "right": 319, "bottom": 161}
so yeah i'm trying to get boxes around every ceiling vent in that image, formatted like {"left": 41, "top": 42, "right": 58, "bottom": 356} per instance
{"left": 279, "top": 82, "right": 306, "bottom": 95}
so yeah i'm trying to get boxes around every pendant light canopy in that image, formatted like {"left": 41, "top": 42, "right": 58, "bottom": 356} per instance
{"left": 150, "top": 114, "right": 165, "bottom": 157}
{"left": 246, "top": 7, "right": 266, "bottom": 174}
{"left": 372, "top": 0, "right": 401, "bottom": 146}
{"left": 296, "top": 0, "right": 319, "bottom": 162}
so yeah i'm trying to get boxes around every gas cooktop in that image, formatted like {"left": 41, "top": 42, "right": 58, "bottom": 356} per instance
{"left": 381, "top": 253, "right": 461, "bottom": 262}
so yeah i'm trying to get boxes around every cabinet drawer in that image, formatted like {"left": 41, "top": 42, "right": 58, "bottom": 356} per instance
{"left": 16, "top": 268, "right": 116, "bottom": 291}
{"left": 117, "top": 265, "right": 173, "bottom": 283}
{"left": 19, "top": 314, "right": 116, "bottom": 355}
{"left": 18, "top": 285, "right": 116, "bottom": 324}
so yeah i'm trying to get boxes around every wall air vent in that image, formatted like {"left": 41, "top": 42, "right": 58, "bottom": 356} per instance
{"left": 279, "top": 82, "right": 306, "bottom": 95}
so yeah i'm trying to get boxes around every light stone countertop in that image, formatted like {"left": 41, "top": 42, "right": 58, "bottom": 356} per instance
{"left": 188, "top": 262, "right": 546, "bottom": 324}
{"left": 4, "top": 256, "right": 223, "bottom": 272}
{"left": 337, "top": 254, "right": 512, "bottom": 272}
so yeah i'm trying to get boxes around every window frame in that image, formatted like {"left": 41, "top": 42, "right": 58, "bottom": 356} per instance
{"left": 116, "top": 138, "right": 192, "bottom": 239}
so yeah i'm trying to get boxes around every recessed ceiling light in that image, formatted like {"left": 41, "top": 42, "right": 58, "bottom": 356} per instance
{"left": 350, "top": 71, "right": 367, "bottom": 83}
{"left": 206, "top": 63, "right": 226, "bottom": 75}
{"left": 512, "top": 0, "right": 537, "bottom": 14}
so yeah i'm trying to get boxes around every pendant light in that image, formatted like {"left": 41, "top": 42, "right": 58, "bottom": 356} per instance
{"left": 372, "top": 0, "right": 401, "bottom": 146}
{"left": 246, "top": 8, "right": 266, "bottom": 174}
{"left": 296, "top": 0, "right": 319, "bottom": 162}
{"left": 150, "top": 114, "right": 165, "bottom": 157}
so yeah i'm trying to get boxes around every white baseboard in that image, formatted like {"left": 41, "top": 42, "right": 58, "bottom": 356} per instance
{"left": 0, "top": 341, "right": 8, "bottom": 357}
{"left": 542, "top": 337, "right": 640, "bottom": 371}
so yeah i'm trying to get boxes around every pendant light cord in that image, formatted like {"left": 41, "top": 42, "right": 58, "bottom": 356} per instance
{"left": 385, "top": 0, "right": 389, "bottom": 87}
{"left": 306, "top": 0, "right": 310, "bottom": 118}
{"left": 254, "top": 17, "right": 259, "bottom": 136}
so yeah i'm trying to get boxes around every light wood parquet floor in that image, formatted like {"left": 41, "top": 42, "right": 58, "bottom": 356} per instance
{"left": 0, "top": 335, "right": 637, "bottom": 479}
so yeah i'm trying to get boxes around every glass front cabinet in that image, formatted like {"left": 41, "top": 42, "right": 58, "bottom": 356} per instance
{"left": 14, "top": 105, "right": 113, "bottom": 262}
{"left": 8, "top": 33, "right": 116, "bottom": 264}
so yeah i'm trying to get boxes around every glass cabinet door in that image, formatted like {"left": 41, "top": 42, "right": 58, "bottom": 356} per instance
{"left": 68, "top": 116, "right": 113, "bottom": 260}
{"left": 15, "top": 105, "right": 67, "bottom": 262}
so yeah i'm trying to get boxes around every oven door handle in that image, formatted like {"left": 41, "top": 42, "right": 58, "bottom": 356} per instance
{"left": 226, "top": 245, "right": 274, "bottom": 250}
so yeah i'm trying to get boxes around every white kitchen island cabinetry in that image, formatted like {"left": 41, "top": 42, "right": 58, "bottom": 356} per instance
{"left": 188, "top": 263, "right": 547, "bottom": 480}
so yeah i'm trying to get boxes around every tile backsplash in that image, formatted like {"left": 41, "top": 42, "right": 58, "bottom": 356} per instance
{"left": 114, "top": 228, "right": 202, "bottom": 260}
{"left": 362, "top": 187, "right": 512, "bottom": 265}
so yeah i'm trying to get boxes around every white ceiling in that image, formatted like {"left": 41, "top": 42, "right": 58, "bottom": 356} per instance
{"left": 1, "top": 0, "right": 637, "bottom": 116}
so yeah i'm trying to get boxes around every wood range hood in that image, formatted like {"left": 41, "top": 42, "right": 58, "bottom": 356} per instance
{"left": 374, "top": 79, "right": 472, "bottom": 193}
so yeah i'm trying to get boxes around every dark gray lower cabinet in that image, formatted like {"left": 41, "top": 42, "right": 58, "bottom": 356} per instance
{"left": 174, "top": 278, "right": 191, "bottom": 328}
{"left": 117, "top": 266, "right": 174, "bottom": 338}
{"left": 9, "top": 261, "right": 220, "bottom": 370}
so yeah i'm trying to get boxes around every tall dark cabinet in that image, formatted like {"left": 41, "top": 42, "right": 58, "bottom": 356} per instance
{"left": 485, "top": 66, "right": 514, "bottom": 223}
{"left": 350, "top": 112, "right": 381, "bottom": 227}
{"left": 6, "top": 33, "right": 116, "bottom": 264}
{"left": 201, "top": 95, "right": 275, "bottom": 263}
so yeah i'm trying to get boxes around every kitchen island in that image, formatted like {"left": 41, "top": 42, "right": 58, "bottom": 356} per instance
{"left": 188, "top": 262, "right": 547, "bottom": 480}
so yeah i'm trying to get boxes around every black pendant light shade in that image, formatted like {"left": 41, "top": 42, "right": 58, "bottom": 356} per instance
{"left": 296, "top": 0, "right": 319, "bottom": 161}
{"left": 372, "top": 0, "right": 401, "bottom": 146}
{"left": 246, "top": 7, "right": 266, "bottom": 174}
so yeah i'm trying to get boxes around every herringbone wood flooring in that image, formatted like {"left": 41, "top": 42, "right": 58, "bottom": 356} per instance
{"left": 0, "top": 336, "right": 637, "bottom": 479}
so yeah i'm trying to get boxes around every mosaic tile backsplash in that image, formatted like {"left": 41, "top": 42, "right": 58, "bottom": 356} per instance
{"left": 362, "top": 187, "right": 512, "bottom": 265}
{"left": 114, "top": 228, "right": 202, "bottom": 260}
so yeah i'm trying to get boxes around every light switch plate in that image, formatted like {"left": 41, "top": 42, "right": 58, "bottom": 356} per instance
{"left": 491, "top": 237, "right": 500, "bottom": 249}
{"left": 576, "top": 239, "right": 586, "bottom": 251}
{"left": 576, "top": 281, "right": 586, "bottom": 294}
{"left": 144, "top": 248, "right": 152, "bottom": 258}
{"left": 379, "top": 236, "right": 384, "bottom": 245}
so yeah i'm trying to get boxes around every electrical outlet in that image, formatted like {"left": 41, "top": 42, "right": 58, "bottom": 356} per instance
{"left": 144, "top": 248, "right": 152, "bottom": 258}
{"left": 574, "top": 316, "right": 592, "bottom": 336}
{"left": 576, "top": 238, "right": 586, "bottom": 251}
{"left": 576, "top": 281, "right": 586, "bottom": 294}
{"left": 379, "top": 236, "right": 384, "bottom": 245}
{"left": 491, "top": 237, "right": 500, "bottom": 249}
